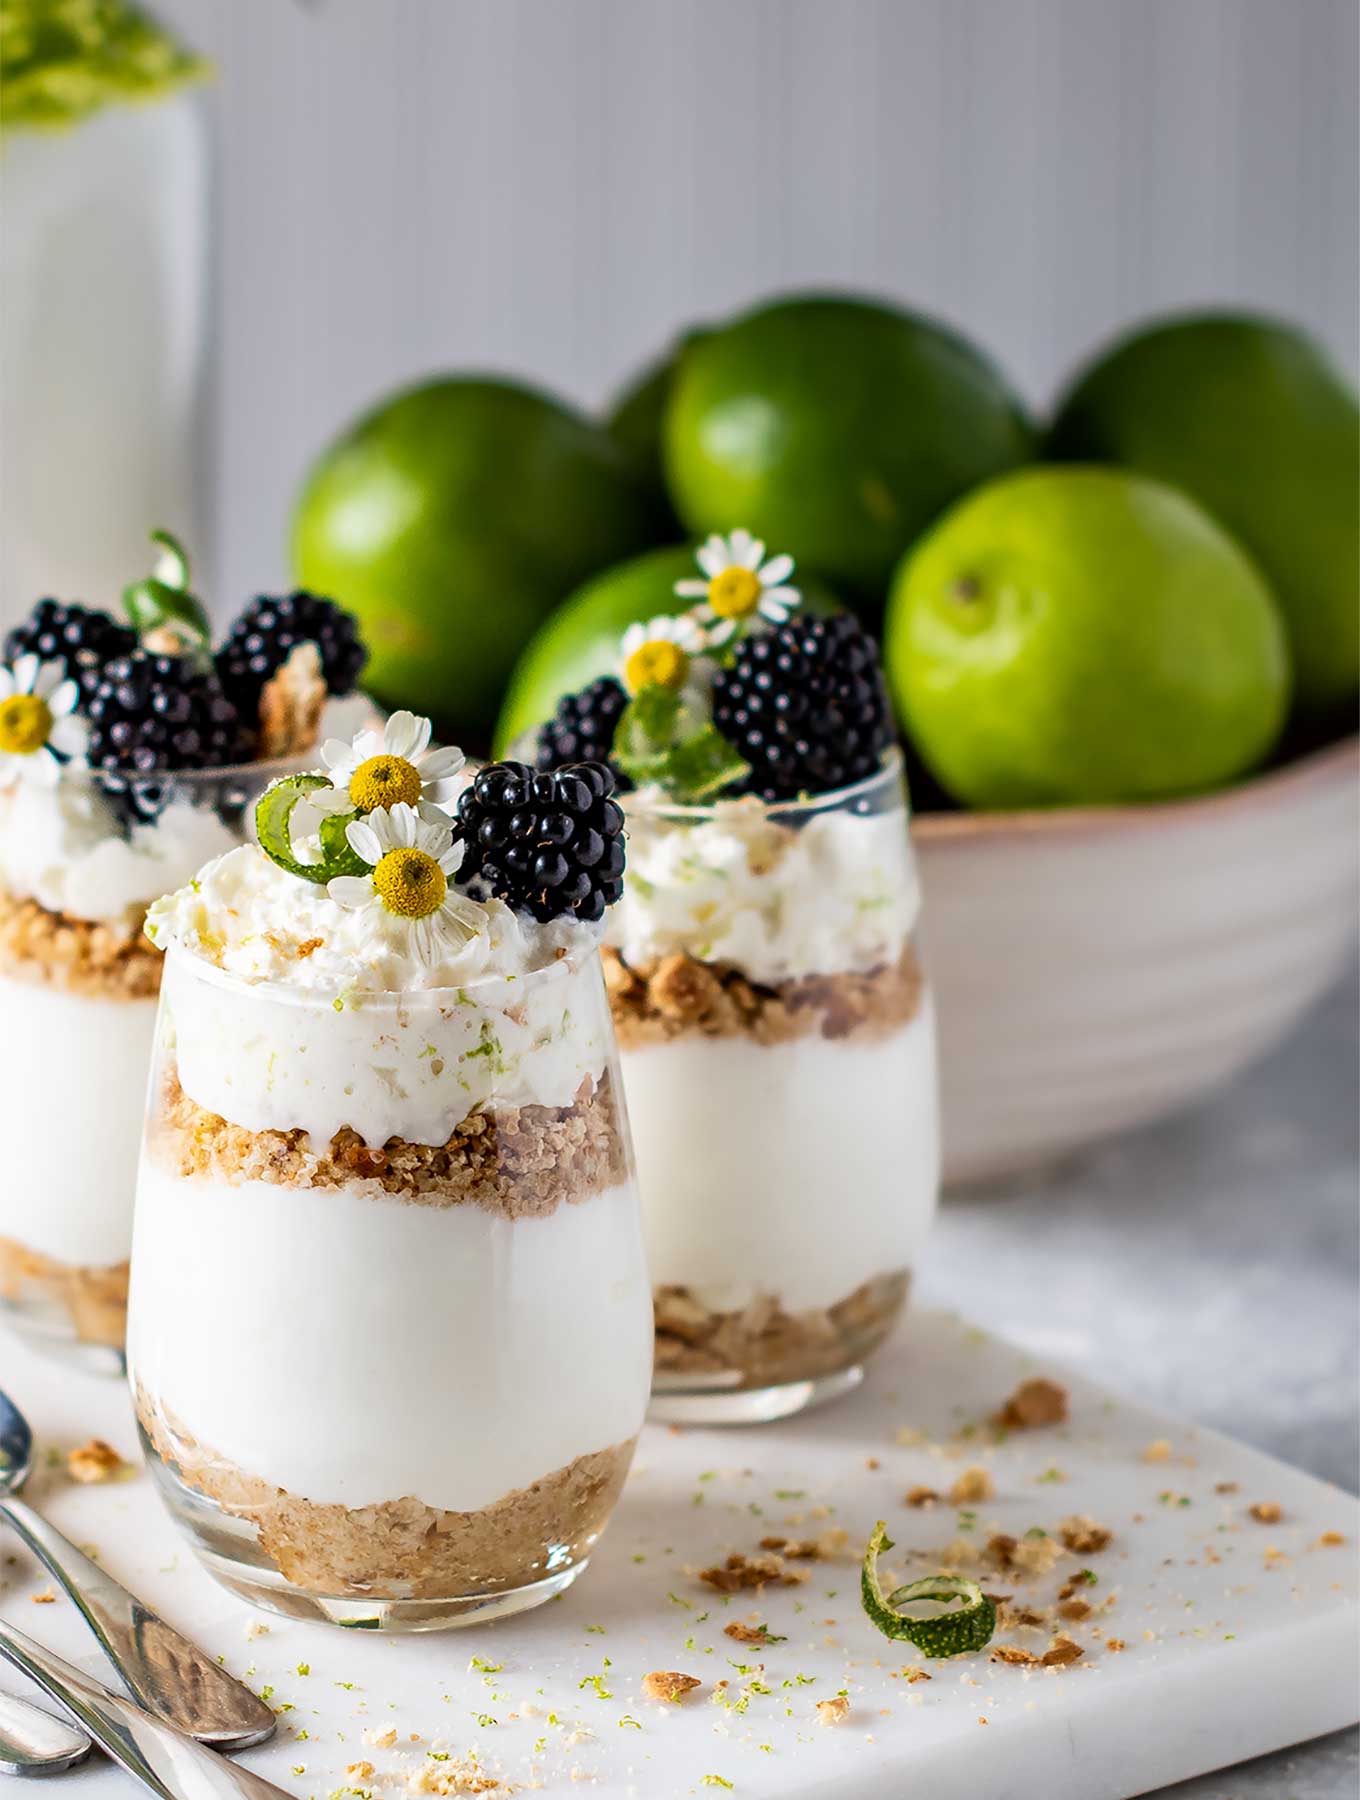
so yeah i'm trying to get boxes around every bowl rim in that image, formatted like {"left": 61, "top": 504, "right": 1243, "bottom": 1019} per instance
{"left": 911, "top": 733, "right": 1359, "bottom": 845}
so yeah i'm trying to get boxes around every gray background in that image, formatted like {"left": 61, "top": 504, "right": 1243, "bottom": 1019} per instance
{"left": 152, "top": 0, "right": 1360, "bottom": 604}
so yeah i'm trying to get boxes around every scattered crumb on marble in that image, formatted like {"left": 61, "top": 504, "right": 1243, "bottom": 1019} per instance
{"left": 1142, "top": 1439, "right": 1173, "bottom": 1463}
{"left": 1059, "top": 1515, "right": 1113, "bottom": 1553}
{"left": 905, "top": 1485, "right": 939, "bottom": 1508}
{"left": 66, "top": 1438, "right": 125, "bottom": 1483}
{"left": 948, "top": 1467, "right": 994, "bottom": 1505}
{"left": 642, "top": 1671, "right": 702, "bottom": 1703}
{"left": 1248, "top": 1501, "right": 1283, "bottom": 1524}
{"left": 994, "top": 1378, "right": 1069, "bottom": 1431}
{"left": 815, "top": 1694, "right": 850, "bottom": 1726}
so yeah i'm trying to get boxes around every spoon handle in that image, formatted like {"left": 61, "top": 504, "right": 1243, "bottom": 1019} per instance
{"left": 0, "top": 1624, "right": 294, "bottom": 1800}
{"left": 0, "top": 1497, "right": 274, "bottom": 1750}
{"left": 0, "top": 1687, "right": 92, "bottom": 1776}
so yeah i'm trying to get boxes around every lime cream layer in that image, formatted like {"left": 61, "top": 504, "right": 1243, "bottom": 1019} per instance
{"left": 127, "top": 1165, "right": 652, "bottom": 1514}
{"left": 0, "top": 977, "right": 153, "bottom": 1266}
{"left": 623, "top": 1000, "right": 940, "bottom": 1315}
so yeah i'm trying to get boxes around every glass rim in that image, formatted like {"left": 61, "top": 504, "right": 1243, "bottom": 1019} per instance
{"left": 73, "top": 748, "right": 324, "bottom": 791}
{"left": 161, "top": 933, "right": 601, "bottom": 1010}
{"left": 622, "top": 743, "right": 906, "bottom": 822}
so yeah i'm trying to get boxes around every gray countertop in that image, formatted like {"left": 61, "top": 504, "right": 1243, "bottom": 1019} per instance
{"left": 919, "top": 963, "right": 1359, "bottom": 1799}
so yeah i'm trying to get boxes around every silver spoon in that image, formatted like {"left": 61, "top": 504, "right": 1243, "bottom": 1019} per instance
{"left": 0, "top": 1392, "right": 275, "bottom": 1750}
{"left": 0, "top": 1690, "right": 91, "bottom": 1776}
{"left": 0, "top": 1624, "right": 295, "bottom": 1800}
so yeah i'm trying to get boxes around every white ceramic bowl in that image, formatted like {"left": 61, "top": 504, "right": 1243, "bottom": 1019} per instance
{"left": 912, "top": 737, "right": 1359, "bottom": 1187}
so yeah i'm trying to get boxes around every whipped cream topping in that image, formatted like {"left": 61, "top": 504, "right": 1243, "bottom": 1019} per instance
{"left": 607, "top": 789, "right": 920, "bottom": 984}
{"left": 147, "top": 840, "right": 598, "bottom": 994}
{"left": 149, "top": 842, "right": 613, "bottom": 1146}
{"left": 0, "top": 775, "right": 237, "bottom": 929}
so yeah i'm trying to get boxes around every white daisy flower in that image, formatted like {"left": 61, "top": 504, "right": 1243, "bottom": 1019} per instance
{"left": 0, "top": 654, "right": 88, "bottom": 791}
{"left": 327, "top": 802, "right": 482, "bottom": 968}
{"left": 309, "top": 710, "right": 464, "bottom": 824}
{"left": 674, "top": 528, "right": 801, "bottom": 646}
{"left": 618, "top": 612, "right": 708, "bottom": 698}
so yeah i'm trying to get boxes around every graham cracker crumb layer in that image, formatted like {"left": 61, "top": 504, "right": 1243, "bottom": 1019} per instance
{"left": 150, "top": 1068, "right": 629, "bottom": 1218}
{"left": 0, "top": 1237, "right": 128, "bottom": 1346}
{"left": 602, "top": 940, "right": 923, "bottom": 1048}
{"left": 135, "top": 1387, "right": 635, "bottom": 1599}
{"left": 0, "top": 886, "right": 160, "bottom": 1000}
{"left": 653, "top": 1271, "right": 908, "bottom": 1390}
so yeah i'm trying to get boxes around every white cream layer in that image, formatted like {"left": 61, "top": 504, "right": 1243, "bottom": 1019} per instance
{"left": 625, "top": 1001, "right": 939, "bottom": 1315}
{"left": 161, "top": 947, "right": 612, "bottom": 1148}
{"left": 0, "top": 975, "right": 153, "bottom": 1267}
{"left": 0, "top": 776, "right": 236, "bottom": 930}
{"left": 127, "top": 1167, "right": 653, "bottom": 1515}
{"left": 610, "top": 798, "right": 919, "bottom": 984}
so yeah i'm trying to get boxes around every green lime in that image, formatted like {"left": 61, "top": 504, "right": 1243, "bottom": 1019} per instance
{"left": 663, "top": 294, "right": 1034, "bottom": 601}
{"left": 886, "top": 466, "right": 1291, "bottom": 808}
{"left": 604, "top": 329, "right": 709, "bottom": 522}
{"left": 291, "top": 377, "right": 667, "bottom": 747}
{"left": 1049, "top": 312, "right": 1358, "bottom": 727}
{"left": 494, "top": 543, "right": 842, "bottom": 756}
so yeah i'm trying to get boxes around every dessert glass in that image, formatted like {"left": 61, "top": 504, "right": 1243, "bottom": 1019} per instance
{"left": 0, "top": 759, "right": 292, "bottom": 1372}
{"left": 605, "top": 748, "right": 939, "bottom": 1423}
{"left": 127, "top": 941, "right": 652, "bottom": 1630}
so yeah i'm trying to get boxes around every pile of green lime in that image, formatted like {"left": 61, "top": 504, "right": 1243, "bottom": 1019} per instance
{"left": 291, "top": 298, "right": 1357, "bottom": 807}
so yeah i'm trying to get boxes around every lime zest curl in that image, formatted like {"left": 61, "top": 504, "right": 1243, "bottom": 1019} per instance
{"left": 255, "top": 773, "right": 369, "bottom": 885}
{"left": 860, "top": 1521, "right": 997, "bottom": 1657}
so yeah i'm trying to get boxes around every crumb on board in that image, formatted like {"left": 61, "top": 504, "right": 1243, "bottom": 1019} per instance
{"left": 1057, "top": 1599, "right": 1092, "bottom": 1622}
{"left": 643, "top": 1670, "right": 702, "bottom": 1703}
{"left": 1105, "top": 1638, "right": 1127, "bottom": 1653}
{"left": 699, "top": 1551, "right": 807, "bottom": 1592}
{"left": 31, "top": 1588, "right": 55, "bottom": 1604}
{"left": 363, "top": 1725, "right": 399, "bottom": 1749}
{"left": 948, "top": 1467, "right": 995, "bottom": 1505}
{"left": 1059, "top": 1515, "right": 1113, "bottom": 1553}
{"left": 1248, "top": 1502, "right": 1283, "bottom": 1524}
{"left": 1317, "top": 1531, "right": 1347, "bottom": 1548}
{"left": 991, "top": 1644, "right": 1040, "bottom": 1666}
{"left": 816, "top": 1694, "right": 851, "bottom": 1727}
{"left": 994, "top": 1378, "right": 1069, "bottom": 1431}
{"left": 1142, "top": 1439, "right": 1173, "bottom": 1463}
{"left": 1041, "top": 1634, "right": 1084, "bottom": 1667}
{"left": 987, "top": 1533, "right": 1065, "bottom": 1577}
{"left": 406, "top": 1761, "right": 502, "bottom": 1796}
{"left": 905, "top": 1667, "right": 932, "bottom": 1683}
{"left": 346, "top": 1763, "right": 375, "bottom": 1782}
{"left": 724, "top": 1622, "right": 779, "bottom": 1645}
{"left": 906, "top": 1485, "right": 939, "bottom": 1508}
{"left": 1215, "top": 1480, "right": 1240, "bottom": 1494}
{"left": 67, "top": 1438, "right": 124, "bottom": 1483}
{"left": 759, "top": 1529, "right": 848, "bottom": 1560}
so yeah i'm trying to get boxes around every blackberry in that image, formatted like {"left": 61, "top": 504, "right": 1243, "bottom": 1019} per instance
{"left": 86, "top": 651, "right": 247, "bottom": 822}
{"left": 215, "top": 591, "right": 366, "bottom": 716}
{"left": 712, "top": 614, "right": 894, "bottom": 802}
{"left": 3, "top": 599, "right": 136, "bottom": 704}
{"left": 534, "top": 676, "right": 631, "bottom": 789}
{"left": 454, "top": 759, "right": 625, "bottom": 925}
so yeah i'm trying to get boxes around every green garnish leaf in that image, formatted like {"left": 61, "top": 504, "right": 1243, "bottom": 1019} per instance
{"left": 122, "top": 528, "right": 212, "bottom": 662}
{"left": 860, "top": 1521, "right": 996, "bottom": 1658}
{"left": 255, "top": 773, "right": 364, "bottom": 884}
{"left": 612, "top": 686, "right": 748, "bottom": 802}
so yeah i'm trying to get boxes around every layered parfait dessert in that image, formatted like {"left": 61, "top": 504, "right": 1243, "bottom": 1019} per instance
{"left": 0, "top": 534, "right": 367, "bottom": 1367}
{"left": 532, "top": 531, "right": 939, "bottom": 1421}
{"left": 130, "top": 727, "right": 649, "bottom": 1628}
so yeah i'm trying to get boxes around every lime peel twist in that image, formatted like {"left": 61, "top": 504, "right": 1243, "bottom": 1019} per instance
{"left": 255, "top": 774, "right": 370, "bottom": 885}
{"left": 860, "top": 1521, "right": 997, "bottom": 1657}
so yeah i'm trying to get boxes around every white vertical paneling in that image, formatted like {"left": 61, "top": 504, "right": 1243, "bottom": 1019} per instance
{"left": 138, "top": 0, "right": 1357, "bottom": 612}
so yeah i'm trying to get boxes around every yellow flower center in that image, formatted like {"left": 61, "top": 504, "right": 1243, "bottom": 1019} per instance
{"left": 0, "top": 693, "right": 52, "bottom": 757}
{"left": 372, "top": 847, "right": 447, "bottom": 920}
{"left": 707, "top": 565, "right": 762, "bottom": 619}
{"left": 624, "top": 639, "right": 689, "bottom": 694}
{"left": 350, "top": 753, "right": 422, "bottom": 812}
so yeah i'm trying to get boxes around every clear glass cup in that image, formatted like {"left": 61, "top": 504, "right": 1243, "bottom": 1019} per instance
{"left": 128, "top": 941, "right": 652, "bottom": 1631}
{"left": 605, "top": 749, "right": 939, "bottom": 1424}
{"left": 0, "top": 757, "right": 303, "bottom": 1373}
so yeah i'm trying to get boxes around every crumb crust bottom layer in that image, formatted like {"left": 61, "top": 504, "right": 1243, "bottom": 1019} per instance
{"left": 653, "top": 1272, "right": 908, "bottom": 1391}
{"left": 0, "top": 885, "right": 159, "bottom": 999}
{"left": 135, "top": 1387, "right": 636, "bottom": 1600}
{"left": 0, "top": 1237, "right": 129, "bottom": 1346}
